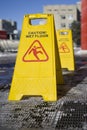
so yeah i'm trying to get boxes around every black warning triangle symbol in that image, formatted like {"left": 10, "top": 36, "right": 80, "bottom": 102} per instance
{"left": 22, "top": 40, "right": 49, "bottom": 62}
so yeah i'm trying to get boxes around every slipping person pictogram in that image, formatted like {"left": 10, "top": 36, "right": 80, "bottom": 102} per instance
{"left": 28, "top": 46, "right": 43, "bottom": 61}
{"left": 59, "top": 43, "right": 70, "bottom": 53}
{"left": 22, "top": 40, "right": 49, "bottom": 62}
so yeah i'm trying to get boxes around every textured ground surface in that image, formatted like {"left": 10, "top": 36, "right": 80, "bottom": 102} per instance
{"left": 0, "top": 54, "right": 87, "bottom": 130}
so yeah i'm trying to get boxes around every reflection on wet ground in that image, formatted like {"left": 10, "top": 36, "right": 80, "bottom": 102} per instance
{"left": 0, "top": 64, "right": 14, "bottom": 90}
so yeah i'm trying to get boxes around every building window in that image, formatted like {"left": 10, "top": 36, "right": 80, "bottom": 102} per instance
{"left": 68, "top": 9, "right": 73, "bottom": 11}
{"left": 61, "top": 23, "right": 66, "bottom": 28}
{"left": 68, "top": 23, "right": 72, "bottom": 28}
{"left": 47, "top": 9, "right": 52, "bottom": 12}
{"left": 68, "top": 14, "right": 73, "bottom": 20}
{"left": 54, "top": 9, "right": 58, "bottom": 11}
{"left": 61, "top": 15, "right": 66, "bottom": 19}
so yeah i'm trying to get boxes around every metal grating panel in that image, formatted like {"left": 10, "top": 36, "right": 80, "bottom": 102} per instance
{"left": 0, "top": 60, "right": 87, "bottom": 130}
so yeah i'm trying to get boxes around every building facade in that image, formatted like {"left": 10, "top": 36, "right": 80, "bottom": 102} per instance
{"left": 0, "top": 19, "right": 17, "bottom": 33}
{"left": 43, "top": 2, "right": 81, "bottom": 30}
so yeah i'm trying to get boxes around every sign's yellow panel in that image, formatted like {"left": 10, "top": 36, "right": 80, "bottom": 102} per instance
{"left": 8, "top": 14, "right": 63, "bottom": 101}
{"left": 56, "top": 29, "right": 75, "bottom": 71}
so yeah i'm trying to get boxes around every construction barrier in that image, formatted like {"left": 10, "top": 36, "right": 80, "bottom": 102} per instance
{"left": 8, "top": 14, "right": 63, "bottom": 101}
{"left": 56, "top": 29, "right": 75, "bottom": 71}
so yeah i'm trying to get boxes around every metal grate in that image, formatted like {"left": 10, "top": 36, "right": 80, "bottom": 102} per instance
{"left": 0, "top": 95, "right": 87, "bottom": 130}
{"left": 0, "top": 62, "right": 87, "bottom": 130}
{"left": 56, "top": 101, "right": 87, "bottom": 130}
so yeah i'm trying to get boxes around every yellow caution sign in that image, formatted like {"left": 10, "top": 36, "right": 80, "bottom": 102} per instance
{"left": 56, "top": 29, "right": 75, "bottom": 71}
{"left": 8, "top": 14, "right": 63, "bottom": 101}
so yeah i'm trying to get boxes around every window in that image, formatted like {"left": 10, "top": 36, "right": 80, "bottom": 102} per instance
{"left": 61, "top": 15, "right": 66, "bottom": 19}
{"left": 68, "top": 14, "right": 73, "bottom": 20}
{"left": 61, "top": 23, "right": 66, "bottom": 28}
{"left": 68, "top": 23, "right": 72, "bottom": 28}
{"left": 47, "top": 9, "right": 52, "bottom": 12}
{"left": 54, "top": 9, "right": 58, "bottom": 11}
{"left": 68, "top": 9, "right": 73, "bottom": 11}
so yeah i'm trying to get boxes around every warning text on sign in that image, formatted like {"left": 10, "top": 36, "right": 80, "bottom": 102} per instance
{"left": 26, "top": 31, "right": 48, "bottom": 38}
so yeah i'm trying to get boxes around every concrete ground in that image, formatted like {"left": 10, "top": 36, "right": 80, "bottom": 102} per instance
{"left": 0, "top": 48, "right": 87, "bottom": 130}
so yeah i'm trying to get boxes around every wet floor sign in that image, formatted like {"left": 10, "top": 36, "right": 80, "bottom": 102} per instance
{"left": 8, "top": 14, "right": 63, "bottom": 101}
{"left": 56, "top": 29, "right": 75, "bottom": 71}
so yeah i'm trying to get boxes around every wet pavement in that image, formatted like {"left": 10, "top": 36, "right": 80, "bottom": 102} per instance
{"left": 0, "top": 52, "right": 87, "bottom": 130}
